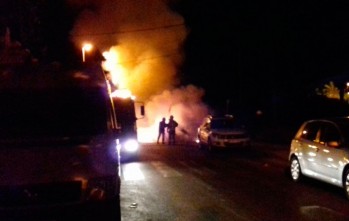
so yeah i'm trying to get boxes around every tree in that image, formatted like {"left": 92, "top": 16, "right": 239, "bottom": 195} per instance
{"left": 316, "top": 81, "right": 340, "bottom": 100}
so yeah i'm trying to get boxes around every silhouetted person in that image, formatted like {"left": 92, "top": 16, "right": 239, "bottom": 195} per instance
{"left": 167, "top": 115, "right": 178, "bottom": 145}
{"left": 157, "top": 117, "right": 167, "bottom": 144}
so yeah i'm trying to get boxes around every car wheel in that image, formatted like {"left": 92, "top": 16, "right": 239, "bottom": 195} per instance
{"left": 290, "top": 157, "right": 302, "bottom": 182}
{"left": 343, "top": 169, "right": 349, "bottom": 200}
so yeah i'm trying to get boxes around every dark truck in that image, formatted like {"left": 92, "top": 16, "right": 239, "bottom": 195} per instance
{"left": 112, "top": 93, "right": 144, "bottom": 162}
{"left": 0, "top": 71, "right": 121, "bottom": 220}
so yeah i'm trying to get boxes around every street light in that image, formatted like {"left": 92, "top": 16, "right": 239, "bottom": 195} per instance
{"left": 82, "top": 43, "right": 93, "bottom": 62}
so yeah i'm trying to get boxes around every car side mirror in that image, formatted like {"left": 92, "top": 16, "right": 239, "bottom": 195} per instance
{"left": 140, "top": 105, "right": 145, "bottom": 116}
{"left": 135, "top": 101, "right": 145, "bottom": 119}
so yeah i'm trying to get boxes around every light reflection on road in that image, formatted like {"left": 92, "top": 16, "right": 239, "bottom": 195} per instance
{"left": 121, "top": 162, "right": 145, "bottom": 181}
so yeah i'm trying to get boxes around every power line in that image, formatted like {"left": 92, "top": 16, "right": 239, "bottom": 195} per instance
{"left": 114, "top": 51, "right": 181, "bottom": 65}
{"left": 73, "top": 23, "right": 185, "bottom": 37}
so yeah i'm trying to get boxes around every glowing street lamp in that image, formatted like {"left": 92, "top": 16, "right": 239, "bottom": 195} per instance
{"left": 82, "top": 43, "right": 93, "bottom": 62}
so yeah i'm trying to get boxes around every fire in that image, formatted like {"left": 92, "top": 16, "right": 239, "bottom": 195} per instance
{"left": 110, "top": 89, "right": 135, "bottom": 100}
{"left": 101, "top": 47, "right": 157, "bottom": 143}
{"left": 102, "top": 49, "right": 127, "bottom": 89}
{"left": 72, "top": 0, "right": 210, "bottom": 144}
{"left": 101, "top": 46, "right": 210, "bottom": 144}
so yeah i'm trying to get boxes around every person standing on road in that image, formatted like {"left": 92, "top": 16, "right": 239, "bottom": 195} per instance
{"left": 167, "top": 115, "right": 178, "bottom": 145}
{"left": 157, "top": 117, "right": 167, "bottom": 144}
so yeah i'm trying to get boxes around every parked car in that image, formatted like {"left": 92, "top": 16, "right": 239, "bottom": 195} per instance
{"left": 197, "top": 115, "right": 251, "bottom": 150}
{"left": 289, "top": 117, "right": 349, "bottom": 199}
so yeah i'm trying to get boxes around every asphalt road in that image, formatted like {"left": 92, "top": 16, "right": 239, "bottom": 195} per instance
{"left": 119, "top": 142, "right": 349, "bottom": 221}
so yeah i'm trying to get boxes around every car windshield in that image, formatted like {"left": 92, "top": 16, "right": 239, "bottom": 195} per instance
{"left": 211, "top": 118, "right": 242, "bottom": 130}
{"left": 113, "top": 97, "right": 136, "bottom": 136}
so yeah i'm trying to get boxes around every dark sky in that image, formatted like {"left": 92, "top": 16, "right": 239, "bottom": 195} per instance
{"left": 2, "top": 0, "right": 349, "bottom": 114}
{"left": 175, "top": 0, "right": 349, "bottom": 110}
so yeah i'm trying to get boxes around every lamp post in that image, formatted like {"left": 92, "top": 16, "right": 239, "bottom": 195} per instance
{"left": 82, "top": 43, "right": 93, "bottom": 62}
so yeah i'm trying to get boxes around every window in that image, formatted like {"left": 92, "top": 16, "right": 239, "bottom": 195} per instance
{"left": 320, "top": 122, "right": 341, "bottom": 144}
{"left": 300, "top": 122, "right": 321, "bottom": 141}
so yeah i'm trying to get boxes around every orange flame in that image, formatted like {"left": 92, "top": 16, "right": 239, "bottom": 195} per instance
{"left": 72, "top": 0, "right": 209, "bottom": 145}
{"left": 102, "top": 49, "right": 127, "bottom": 89}
{"left": 111, "top": 89, "right": 135, "bottom": 100}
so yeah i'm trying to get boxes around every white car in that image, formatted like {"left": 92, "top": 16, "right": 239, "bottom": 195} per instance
{"left": 289, "top": 117, "right": 349, "bottom": 199}
{"left": 197, "top": 115, "right": 251, "bottom": 151}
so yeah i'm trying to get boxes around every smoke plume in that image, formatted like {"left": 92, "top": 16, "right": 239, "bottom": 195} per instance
{"left": 69, "top": 0, "right": 209, "bottom": 143}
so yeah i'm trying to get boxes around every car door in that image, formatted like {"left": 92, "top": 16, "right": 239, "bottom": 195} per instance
{"left": 316, "top": 122, "right": 344, "bottom": 183}
{"left": 296, "top": 121, "right": 323, "bottom": 175}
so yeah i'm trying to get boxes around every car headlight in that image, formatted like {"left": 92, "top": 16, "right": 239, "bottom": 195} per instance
{"left": 123, "top": 139, "right": 139, "bottom": 152}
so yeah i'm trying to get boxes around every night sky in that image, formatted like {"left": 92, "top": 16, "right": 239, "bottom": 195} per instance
{"left": 175, "top": 0, "right": 349, "bottom": 111}
{"left": 2, "top": 0, "right": 349, "bottom": 124}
